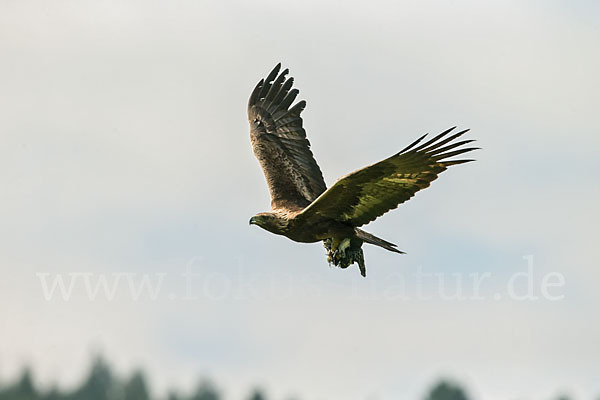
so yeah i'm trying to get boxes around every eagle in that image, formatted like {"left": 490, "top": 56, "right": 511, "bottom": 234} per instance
{"left": 248, "top": 64, "right": 477, "bottom": 277}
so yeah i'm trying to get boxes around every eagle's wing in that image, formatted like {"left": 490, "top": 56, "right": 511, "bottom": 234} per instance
{"left": 298, "top": 127, "right": 477, "bottom": 227}
{"left": 248, "top": 64, "right": 327, "bottom": 211}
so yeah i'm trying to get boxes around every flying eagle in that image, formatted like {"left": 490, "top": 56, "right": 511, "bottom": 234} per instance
{"left": 248, "top": 64, "right": 477, "bottom": 277}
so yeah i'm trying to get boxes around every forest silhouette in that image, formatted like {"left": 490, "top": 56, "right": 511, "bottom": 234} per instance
{"left": 0, "top": 356, "right": 475, "bottom": 400}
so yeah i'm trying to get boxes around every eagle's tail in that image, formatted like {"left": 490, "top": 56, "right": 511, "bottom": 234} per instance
{"left": 355, "top": 228, "right": 405, "bottom": 254}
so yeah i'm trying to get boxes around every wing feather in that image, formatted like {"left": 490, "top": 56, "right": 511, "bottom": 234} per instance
{"left": 248, "top": 64, "right": 327, "bottom": 211}
{"left": 299, "top": 128, "right": 477, "bottom": 227}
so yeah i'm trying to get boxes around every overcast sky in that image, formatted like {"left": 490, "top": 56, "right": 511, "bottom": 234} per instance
{"left": 1, "top": 1, "right": 599, "bottom": 399}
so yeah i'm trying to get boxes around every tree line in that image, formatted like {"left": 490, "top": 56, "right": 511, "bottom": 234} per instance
{"left": 3, "top": 355, "right": 570, "bottom": 400}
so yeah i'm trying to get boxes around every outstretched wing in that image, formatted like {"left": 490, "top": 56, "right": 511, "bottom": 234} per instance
{"left": 298, "top": 127, "right": 477, "bottom": 227}
{"left": 248, "top": 64, "right": 327, "bottom": 211}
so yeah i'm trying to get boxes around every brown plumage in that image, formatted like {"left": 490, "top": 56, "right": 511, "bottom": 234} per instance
{"left": 248, "top": 64, "right": 477, "bottom": 277}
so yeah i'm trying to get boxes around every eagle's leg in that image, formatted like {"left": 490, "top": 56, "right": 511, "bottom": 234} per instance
{"left": 323, "top": 238, "right": 366, "bottom": 276}
{"left": 324, "top": 237, "right": 354, "bottom": 269}
{"left": 335, "top": 238, "right": 351, "bottom": 259}
{"left": 329, "top": 237, "right": 342, "bottom": 252}
{"left": 324, "top": 238, "right": 345, "bottom": 267}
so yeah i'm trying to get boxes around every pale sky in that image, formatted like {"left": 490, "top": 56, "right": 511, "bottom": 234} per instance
{"left": 1, "top": 1, "right": 599, "bottom": 399}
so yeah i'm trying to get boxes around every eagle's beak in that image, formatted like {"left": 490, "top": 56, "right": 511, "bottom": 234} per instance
{"left": 249, "top": 217, "right": 256, "bottom": 225}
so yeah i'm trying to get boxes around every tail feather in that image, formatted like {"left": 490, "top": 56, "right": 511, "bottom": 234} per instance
{"left": 355, "top": 228, "right": 405, "bottom": 254}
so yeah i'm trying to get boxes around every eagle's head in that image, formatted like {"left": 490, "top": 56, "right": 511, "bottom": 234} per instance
{"left": 249, "top": 212, "right": 288, "bottom": 235}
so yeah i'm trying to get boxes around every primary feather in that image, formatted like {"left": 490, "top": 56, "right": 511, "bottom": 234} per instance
{"left": 298, "top": 126, "right": 478, "bottom": 227}
{"left": 248, "top": 63, "right": 326, "bottom": 212}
